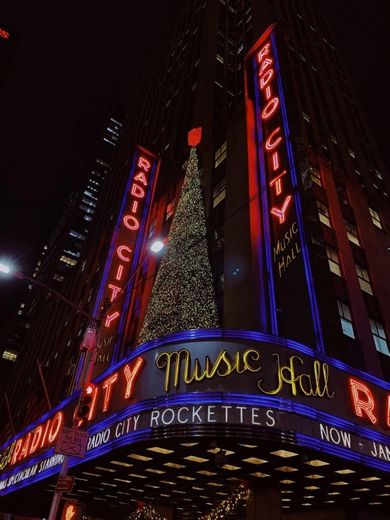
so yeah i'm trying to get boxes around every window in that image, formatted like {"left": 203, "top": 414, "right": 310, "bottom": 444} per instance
{"left": 337, "top": 301, "right": 355, "bottom": 339}
{"left": 317, "top": 201, "right": 331, "bottom": 227}
{"left": 80, "top": 204, "right": 94, "bottom": 215}
{"left": 53, "top": 273, "right": 64, "bottom": 282}
{"left": 214, "top": 142, "right": 227, "bottom": 168}
{"left": 368, "top": 207, "right": 382, "bottom": 230}
{"left": 355, "top": 265, "right": 373, "bottom": 295}
{"left": 64, "top": 249, "right": 81, "bottom": 258}
{"left": 60, "top": 255, "right": 77, "bottom": 267}
{"left": 69, "top": 230, "right": 86, "bottom": 240}
{"left": 344, "top": 220, "right": 360, "bottom": 246}
{"left": 311, "top": 167, "right": 322, "bottom": 186}
{"left": 369, "top": 319, "right": 389, "bottom": 355}
{"left": 326, "top": 246, "right": 341, "bottom": 276}
{"left": 213, "top": 179, "right": 226, "bottom": 208}
{"left": 2, "top": 350, "right": 17, "bottom": 362}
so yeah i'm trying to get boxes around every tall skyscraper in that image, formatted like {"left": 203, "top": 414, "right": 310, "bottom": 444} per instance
{"left": 0, "top": 2, "right": 389, "bottom": 519}
{"left": 0, "top": 108, "right": 124, "bottom": 429}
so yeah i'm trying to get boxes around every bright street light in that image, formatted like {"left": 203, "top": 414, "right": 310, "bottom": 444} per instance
{"left": 149, "top": 238, "right": 165, "bottom": 254}
{"left": 0, "top": 262, "right": 11, "bottom": 274}
{"left": 1, "top": 238, "right": 167, "bottom": 520}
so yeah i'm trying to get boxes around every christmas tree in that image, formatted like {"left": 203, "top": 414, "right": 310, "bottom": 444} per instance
{"left": 138, "top": 133, "right": 218, "bottom": 344}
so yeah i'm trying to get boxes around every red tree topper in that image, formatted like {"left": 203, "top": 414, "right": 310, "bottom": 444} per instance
{"left": 188, "top": 127, "right": 202, "bottom": 147}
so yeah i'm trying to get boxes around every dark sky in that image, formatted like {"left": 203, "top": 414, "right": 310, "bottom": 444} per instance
{"left": 0, "top": 0, "right": 389, "bottom": 323}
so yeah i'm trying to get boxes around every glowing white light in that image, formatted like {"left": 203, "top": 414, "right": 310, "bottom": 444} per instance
{"left": 0, "top": 262, "right": 11, "bottom": 274}
{"left": 150, "top": 239, "right": 165, "bottom": 253}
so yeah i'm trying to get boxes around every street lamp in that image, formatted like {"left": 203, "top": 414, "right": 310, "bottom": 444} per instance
{"left": 0, "top": 239, "right": 165, "bottom": 519}
{"left": 0, "top": 262, "right": 11, "bottom": 274}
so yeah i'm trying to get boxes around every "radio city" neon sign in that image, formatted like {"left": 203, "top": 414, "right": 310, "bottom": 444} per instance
{"left": 0, "top": 412, "right": 63, "bottom": 470}
{"left": 0, "top": 356, "right": 145, "bottom": 471}
{"left": 103, "top": 154, "right": 152, "bottom": 330}
{"left": 256, "top": 39, "right": 292, "bottom": 224}
{"left": 93, "top": 147, "right": 160, "bottom": 372}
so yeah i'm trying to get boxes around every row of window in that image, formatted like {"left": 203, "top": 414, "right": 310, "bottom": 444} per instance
{"left": 313, "top": 178, "right": 389, "bottom": 356}
{"left": 326, "top": 245, "right": 373, "bottom": 295}
{"left": 317, "top": 199, "right": 383, "bottom": 241}
{"left": 337, "top": 301, "right": 389, "bottom": 356}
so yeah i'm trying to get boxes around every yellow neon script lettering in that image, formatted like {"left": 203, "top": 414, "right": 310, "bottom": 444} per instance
{"left": 258, "top": 354, "right": 334, "bottom": 398}
{"left": 156, "top": 348, "right": 262, "bottom": 392}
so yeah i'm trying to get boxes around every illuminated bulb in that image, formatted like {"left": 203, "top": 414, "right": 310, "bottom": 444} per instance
{"left": 0, "top": 262, "right": 11, "bottom": 274}
{"left": 150, "top": 239, "right": 165, "bottom": 253}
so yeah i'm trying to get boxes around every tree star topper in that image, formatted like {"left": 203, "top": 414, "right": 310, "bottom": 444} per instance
{"left": 188, "top": 127, "right": 202, "bottom": 147}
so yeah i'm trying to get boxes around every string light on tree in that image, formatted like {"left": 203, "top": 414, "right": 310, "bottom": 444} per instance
{"left": 138, "top": 128, "right": 218, "bottom": 344}
{"left": 199, "top": 484, "right": 251, "bottom": 520}
{"left": 128, "top": 503, "right": 166, "bottom": 520}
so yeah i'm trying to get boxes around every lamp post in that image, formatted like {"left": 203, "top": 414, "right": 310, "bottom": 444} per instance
{"left": 0, "top": 238, "right": 165, "bottom": 520}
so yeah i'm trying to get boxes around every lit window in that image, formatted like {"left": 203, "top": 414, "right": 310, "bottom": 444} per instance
{"left": 96, "top": 158, "right": 109, "bottom": 168}
{"left": 369, "top": 319, "right": 389, "bottom": 356}
{"left": 355, "top": 265, "right": 373, "bottom": 295}
{"left": 214, "top": 142, "right": 227, "bottom": 168}
{"left": 302, "top": 112, "right": 311, "bottom": 122}
{"left": 368, "top": 207, "right": 382, "bottom": 230}
{"left": 337, "top": 301, "right": 355, "bottom": 339}
{"left": 326, "top": 246, "right": 341, "bottom": 276}
{"left": 64, "top": 249, "right": 81, "bottom": 258}
{"left": 83, "top": 190, "right": 98, "bottom": 200}
{"left": 69, "top": 230, "right": 86, "bottom": 240}
{"left": 344, "top": 220, "right": 361, "bottom": 246}
{"left": 213, "top": 179, "right": 226, "bottom": 208}
{"left": 82, "top": 197, "right": 97, "bottom": 208}
{"left": 317, "top": 201, "right": 331, "bottom": 227}
{"left": 60, "top": 255, "right": 77, "bottom": 267}
{"left": 348, "top": 149, "right": 356, "bottom": 158}
{"left": 53, "top": 274, "right": 64, "bottom": 282}
{"left": 2, "top": 350, "right": 17, "bottom": 362}
{"left": 80, "top": 204, "right": 94, "bottom": 215}
{"left": 311, "top": 167, "right": 322, "bottom": 186}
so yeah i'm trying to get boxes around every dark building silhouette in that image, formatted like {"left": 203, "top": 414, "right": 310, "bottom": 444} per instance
{"left": 0, "top": 108, "right": 124, "bottom": 427}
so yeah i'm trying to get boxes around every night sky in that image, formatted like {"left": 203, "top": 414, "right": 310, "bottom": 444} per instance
{"left": 0, "top": 0, "right": 389, "bottom": 324}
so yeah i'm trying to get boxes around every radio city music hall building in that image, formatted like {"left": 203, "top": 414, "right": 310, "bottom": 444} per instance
{"left": 0, "top": 1, "right": 390, "bottom": 519}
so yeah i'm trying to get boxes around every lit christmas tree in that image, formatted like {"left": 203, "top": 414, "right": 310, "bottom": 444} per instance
{"left": 138, "top": 129, "right": 218, "bottom": 344}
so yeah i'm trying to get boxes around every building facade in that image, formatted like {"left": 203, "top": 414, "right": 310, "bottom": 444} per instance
{"left": 0, "top": 108, "right": 124, "bottom": 424}
{"left": 0, "top": 1, "right": 389, "bottom": 519}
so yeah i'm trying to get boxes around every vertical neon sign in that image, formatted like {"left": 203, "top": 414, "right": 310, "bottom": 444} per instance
{"left": 245, "top": 26, "right": 324, "bottom": 350}
{"left": 91, "top": 146, "right": 160, "bottom": 377}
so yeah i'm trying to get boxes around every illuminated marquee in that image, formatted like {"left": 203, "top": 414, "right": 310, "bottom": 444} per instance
{"left": 0, "top": 356, "right": 144, "bottom": 473}
{"left": 245, "top": 26, "right": 323, "bottom": 348}
{"left": 0, "top": 412, "right": 63, "bottom": 471}
{"left": 92, "top": 146, "right": 160, "bottom": 375}
{"left": 0, "top": 332, "right": 389, "bottom": 494}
